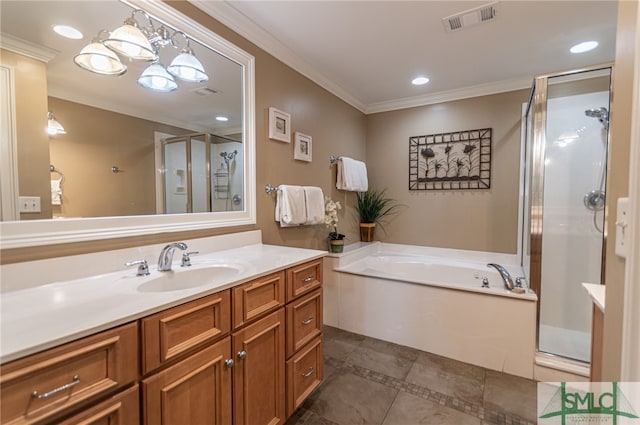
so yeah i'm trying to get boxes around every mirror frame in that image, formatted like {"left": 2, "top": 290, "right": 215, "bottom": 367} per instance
{"left": 0, "top": 0, "right": 256, "bottom": 249}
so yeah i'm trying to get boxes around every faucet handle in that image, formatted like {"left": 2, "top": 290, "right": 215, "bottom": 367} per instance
{"left": 481, "top": 277, "right": 490, "bottom": 288}
{"left": 125, "top": 259, "right": 150, "bottom": 276}
{"left": 515, "top": 277, "right": 527, "bottom": 288}
{"left": 181, "top": 251, "right": 199, "bottom": 267}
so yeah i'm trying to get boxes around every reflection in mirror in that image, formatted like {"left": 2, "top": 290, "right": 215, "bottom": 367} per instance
{"left": 1, "top": 0, "right": 244, "bottom": 219}
{"left": 0, "top": 0, "right": 255, "bottom": 248}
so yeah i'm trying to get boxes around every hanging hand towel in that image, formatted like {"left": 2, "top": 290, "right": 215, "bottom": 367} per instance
{"left": 51, "top": 178, "right": 63, "bottom": 205}
{"left": 275, "top": 185, "right": 307, "bottom": 226}
{"left": 336, "top": 157, "right": 368, "bottom": 192}
{"left": 303, "top": 186, "right": 325, "bottom": 225}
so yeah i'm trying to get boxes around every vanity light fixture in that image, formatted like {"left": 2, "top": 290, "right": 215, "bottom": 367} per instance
{"left": 104, "top": 10, "right": 157, "bottom": 61}
{"left": 47, "top": 112, "right": 66, "bottom": 135}
{"left": 75, "top": 9, "right": 208, "bottom": 93}
{"left": 74, "top": 30, "right": 127, "bottom": 76}
{"left": 137, "top": 63, "right": 178, "bottom": 92}
{"left": 215, "top": 116, "right": 229, "bottom": 122}
{"left": 412, "top": 76, "right": 430, "bottom": 85}
{"left": 570, "top": 41, "right": 598, "bottom": 54}
{"left": 167, "top": 39, "right": 209, "bottom": 82}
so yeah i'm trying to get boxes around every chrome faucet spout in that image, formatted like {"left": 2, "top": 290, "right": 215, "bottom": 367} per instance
{"left": 158, "top": 242, "right": 188, "bottom": 271}
{"left": 487, "top": 263, "right": 515, "bottom": 290}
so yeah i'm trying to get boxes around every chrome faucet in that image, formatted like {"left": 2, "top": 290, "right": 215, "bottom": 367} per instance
{"left": 487, "top": 263, "right": 514, "bottom": 290}
{"left": 158, "top": 242, "right": 188, "bottom": 271}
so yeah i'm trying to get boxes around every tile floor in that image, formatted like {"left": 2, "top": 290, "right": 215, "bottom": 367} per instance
{"left": 286, "top": 326, "right": 538, "bottom": 425}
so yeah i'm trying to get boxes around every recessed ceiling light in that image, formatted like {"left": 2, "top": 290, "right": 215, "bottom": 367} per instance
{"left": 52, "top": 25, "right": 83, "bottom": 40}
{"left": 216, "top": 116, "right": 229, "bottom": 122}
{"left": 570, "top": 41, "right": 598, "bottom": 54}
{"left": 412, "top": 76, "right": 430, "bottom": 86}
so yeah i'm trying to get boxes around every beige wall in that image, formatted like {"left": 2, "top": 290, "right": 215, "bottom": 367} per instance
{"left": 602, "top": 0, "right": 637, "bottom": 381}
{"left": 366, "top": 90, "right": 529, "bottom": 253}
{"left": 1, "top": 49, "right": 51, "bottom": 220}
{"left": 47, "top": 97, "right": 191, "bottom": 218}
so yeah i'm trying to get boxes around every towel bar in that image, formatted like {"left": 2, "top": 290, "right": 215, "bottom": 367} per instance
{"left": 329, "top": 155, "right": 342, "bottom": 165}
{"left": 265, "top": 183, "right": 280, "bottom": 195}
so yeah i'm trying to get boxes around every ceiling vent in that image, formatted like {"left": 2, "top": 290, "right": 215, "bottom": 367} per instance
{"left": 442, "top": 2, "right": 499, "bottom": 32}
{"left": 191, "top": 87, "right": 219, "bottom": 96}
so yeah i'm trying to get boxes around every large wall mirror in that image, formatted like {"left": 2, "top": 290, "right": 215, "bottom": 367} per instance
{"left": 0, "top": 0, "right": 256, "bottom": 249}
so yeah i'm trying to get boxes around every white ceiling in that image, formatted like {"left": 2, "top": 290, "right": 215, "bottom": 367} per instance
{"left": 195, "top": 0, "right": 618, "bottom": 113}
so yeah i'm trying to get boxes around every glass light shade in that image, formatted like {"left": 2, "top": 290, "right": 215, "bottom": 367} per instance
{"left": 47, "top": 112, "right": 66, "bottom": 135}
{"left": 137, "top": 63, "right": 178, "bottom": 92}
{"left": 104, "top": 19, "right": 157, "bottom": 61}
{"left": 74, "top": 42, "right": 127, "bottom": 76}
{"left": 167, "top": 50, "right": 208, "bottom": 82}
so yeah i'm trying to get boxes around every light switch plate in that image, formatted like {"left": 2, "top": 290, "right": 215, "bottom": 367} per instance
{"left": 18, "top": 196, "right": 41, "bottom": 213}
{"left": 615, "top": 197, "right": 630, "bottom": 258}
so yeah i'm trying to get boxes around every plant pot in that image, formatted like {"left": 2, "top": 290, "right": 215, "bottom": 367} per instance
{"left": 329, "top": 239, "right": 344, "bottom": 253}
{"left": 359, "top": 223, "right": 376, "bottom": 242}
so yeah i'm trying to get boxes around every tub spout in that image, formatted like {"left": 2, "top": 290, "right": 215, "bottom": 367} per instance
{"left": 487, "top": 263, "right": 514, "bottom": 290}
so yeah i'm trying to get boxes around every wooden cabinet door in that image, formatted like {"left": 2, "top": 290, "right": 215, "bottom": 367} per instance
{"left": 142, "top": 336, "right": 232, "bottom": 425}
{"left": 232, "top": 309, "right": 285, "bottom": 425}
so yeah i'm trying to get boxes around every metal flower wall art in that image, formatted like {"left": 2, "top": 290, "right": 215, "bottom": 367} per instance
{"left": 409, "top": 128, "right": 492, "bottom": 190}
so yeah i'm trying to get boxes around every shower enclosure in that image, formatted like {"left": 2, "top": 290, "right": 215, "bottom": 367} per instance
{"left": 160, "top": 132, "right": 243, "bottom": 214}
{"left": 522, "top": 65, "right": 611, "bottom": 364}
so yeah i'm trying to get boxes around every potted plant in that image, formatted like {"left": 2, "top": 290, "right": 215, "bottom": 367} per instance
{"left": 355, "top": 189, "right": 401, "bottom": 242}
{"left": 324, "top": 196, "right": 345, "bottom": 253}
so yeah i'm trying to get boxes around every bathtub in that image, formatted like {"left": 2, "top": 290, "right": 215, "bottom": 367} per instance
{"left": 323, "top": 242, "right": 538, "bottom": 379}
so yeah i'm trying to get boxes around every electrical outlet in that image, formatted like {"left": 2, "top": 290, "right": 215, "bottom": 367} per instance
{"left": 18, "top": 196, "right": 41, "bottom": 213}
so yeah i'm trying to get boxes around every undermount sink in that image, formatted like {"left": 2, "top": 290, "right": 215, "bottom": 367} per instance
{"left": 137, "top": 265, "right": 243, "bottom": 293}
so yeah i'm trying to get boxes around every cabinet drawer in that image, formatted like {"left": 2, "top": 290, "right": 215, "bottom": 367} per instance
{"left": 57, "top": 384, "right": 139, "bottom": 425}
{"left": 286, "top": 336, "right": 323, "bottom": 417}
{"left": 142, "top": 290, "right": 230, "bottom": 374}
{"left": 0, "top": 323, "right": 138, "bottom": 425}
{"left": 286, "top": 288, "right": 323, "bottom": 358}
{"left": 286, "top": 259, "right": 323, "bottom": 302}
{"left": 233, "top": 271, "right": 285, "bottom": 329}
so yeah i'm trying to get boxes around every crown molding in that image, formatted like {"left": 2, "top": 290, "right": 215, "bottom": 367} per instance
{"left": 191, "top": 1, "right": 533, "bottom": 115}
{"left": 365, "top": 77, "right": 533, "bottom": 114}
{"left": 0, "top": 33, "right": 58, "bottom": 63}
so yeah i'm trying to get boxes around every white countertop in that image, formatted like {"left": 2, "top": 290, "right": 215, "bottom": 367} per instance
{"left": 0, "top": 243, "right": 326, "bottom": 364}
{"left": 582, "top": 282, "right": 605, "bottom": 312}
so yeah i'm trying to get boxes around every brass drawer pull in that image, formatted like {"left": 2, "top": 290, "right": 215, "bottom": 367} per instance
{"left": 301, "top": 367, "right": 315, "bottom": 378}
{"left": 303, "top": 276, "right": 314, "bottom": 283}
{"left": 301, "top": 317, "right": 314, "bottom": 325}
{"left": 32, "top": 375, "right": 80, "bottom": 399}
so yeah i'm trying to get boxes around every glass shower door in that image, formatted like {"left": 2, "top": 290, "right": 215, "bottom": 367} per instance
{"left": 535, "top": 69, "right": 611, "bottom": 362}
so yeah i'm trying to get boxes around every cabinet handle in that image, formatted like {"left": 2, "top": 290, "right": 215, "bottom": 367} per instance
{"left": 303, "top": 276, "right": 314, "bottom": 283}
{"left": 32, "top": 375, "right": 80, "bottom": 399}
{"left": 301, "top": 367, "right": 315, "bottom": 378}
{"left": 237, "top": 350, "right": 247, "bottom": 360}
{"left": 224, "top": 359, "right": 234, "bottom": 368}
{"left": 302, "top": 317, "right": 314, "bottom": 325}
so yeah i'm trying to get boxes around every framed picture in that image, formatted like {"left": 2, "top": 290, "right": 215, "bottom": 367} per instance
{"left": 294, "top": 132, "right": 312, "bottom": 162}
{"left": 268, "top": 107, "right": 291, "bottom": 143}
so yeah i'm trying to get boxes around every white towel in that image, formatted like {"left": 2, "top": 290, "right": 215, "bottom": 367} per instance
{"left": 275, "top": 185, "right": 306, "bottom": 226}
{"left": 303, "top": 186, "right": 325, "bottom": 225}
{"left": 51, "top": 178, "right": 62, "bottom": 205}
{"left": 336, "top": 157, "right": 368, "bottom": 191}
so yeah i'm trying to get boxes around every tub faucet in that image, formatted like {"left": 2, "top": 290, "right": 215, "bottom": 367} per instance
{"left": 158, "top": 242, "right": 188, "bottom": 271}
{"left": 487, "top": 263, "right": 514, "bottom": 290}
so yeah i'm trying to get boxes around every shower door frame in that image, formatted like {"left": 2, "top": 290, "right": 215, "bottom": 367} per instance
{"left": 161, "top": 133, "right": 212, "bottom": 214}
{"left": 525, "top": 63, "right": 613, "bottom": 364}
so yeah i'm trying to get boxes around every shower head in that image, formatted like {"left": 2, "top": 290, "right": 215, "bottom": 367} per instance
{"left": 585, "top": 107, "right": 609, "bottom": 130}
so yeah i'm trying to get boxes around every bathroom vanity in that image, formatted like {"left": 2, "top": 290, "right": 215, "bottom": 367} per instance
{"left": 0, "top": 233, "right": 325, "bottom": 425}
